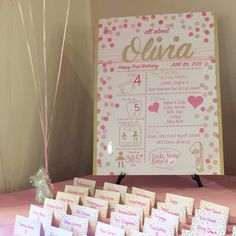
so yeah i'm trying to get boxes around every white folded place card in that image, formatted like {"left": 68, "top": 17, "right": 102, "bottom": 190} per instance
{"left": 60, "top": 214, "right": 89, "bottom": 236}
{"left": 29, "top": 204, "right": 53, "bottom": 232}
{"left": 73, "top": 178, "right": 96, "bottom": 196}
{"left": 103, "top": 182, "right": 128, "bottom": 203}
{"left": 83, "top": 196, "right": 108, "bottom": 221}
{"left": 157, "top": 202, "right": 187, "bottom": 224}
{"left": 132, "top": 187, "right": 156, "bottom": 208}
{"left": 114, "top": 204, "right": 143, "bottom": 224}
{"left": 95, "top": 189, "right": 120, "bottom": 209}
{"left": 72, "top": 205, "right": 99, "bottom": 234}
{"left": 95, "top": 222, "right": 125, "bottom": 236}
{"left": 165, "top": 193, "right": 194, "bottom": 216}
{"left": 56, "top": 191, "right": 80, "bottom": 212}
{"left": 191, "top": 215, "right": 226, "bottom": 236}
{"left": 125, "top": 193, "right": 151, "bottom": 217}
{"left": 45, "top": 225, "right": 73, "bottom": 236}
{"left": 151, "top": 208, "right": 179, "bottom": 233}
{"left": 110, "top": 212, "right": 140, "bottom": 234}
{"left": 14, "top": 215, "right": 41, "bottom": 236}
{"left": 195, "top": 209, "right": 227, "bottom": 226}
{"left": 143, "top": 218, "right": 175, "bottom": 236}
{"left": 199, "top": 200, "right": 229, "bottom": 222}
{"left": 43, "top": 198, "right": 68, "bottom": 222}
{"left": 65, "top": 185, "right": 89, "bottom": 204}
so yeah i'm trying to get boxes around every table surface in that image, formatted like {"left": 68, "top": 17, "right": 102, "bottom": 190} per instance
{"left": 0, "top": 175, "right": 236, "bottom": 235}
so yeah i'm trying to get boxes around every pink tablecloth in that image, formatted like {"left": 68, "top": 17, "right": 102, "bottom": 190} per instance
{"left": 0, "top": 175, "right": 236, "bottom": 235}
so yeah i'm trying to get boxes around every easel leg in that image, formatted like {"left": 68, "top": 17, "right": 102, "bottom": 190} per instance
{"left": 116, "top": 172, "right": 126, "bottom": 185}
{"left": 191, "top": 174, "right": 203, "bottom": 187}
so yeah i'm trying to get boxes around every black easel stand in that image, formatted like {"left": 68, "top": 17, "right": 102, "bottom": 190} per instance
{"left": 191, "top": 174, "right": 203, "bottom": 187}
{"left": 116, "top": 172, "right": 203, "bottom": 187}
{"left": 116, "top": 172, "right": 126, "bottom": 185}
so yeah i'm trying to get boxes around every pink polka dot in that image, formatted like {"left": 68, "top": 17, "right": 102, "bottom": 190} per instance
{"left": 201, "top": 107, "right": 206, "bottom": 112}
{"left": 100, "top": 125, "right": 105, "bottom": 130}
{"left": 204, "top": 29, "right": 210, "bottom": 35}
{"left": 110, "top": 67, "right": 114, "bottom": 72}
{"left": 112, "top": 26, "right": 116, "bottom": 31}
{"left": 195, "top": 27, "right": 200, "bottom": 32}
{"left": 204, "top": 38, "right": 209, "bottom": 43}
{"left": 159, "top": 20, "right": 164, "bottom": 25}
{"left": 188, "top": 32, "right": 193, "bottom": 37}
{"left": 137, "top": 22, "right": 142, "bottom": 27}
{"left": 104, "top": 29, "right": 109, "bottom": 34}
{"left": 97, "top": 159, "right": 102, "bottom": 165}
{"left": 141, "top": 16, "right": 147, "bottom": 20}
{"left": 103, "top": 116, "right": 109, "bottom": 121}
{"left": 108, "top": 95, "right": 113, "bottom": 99}
{"left": 102, "top": 80, "right": 106, "bottom": 85}
{"left": 200, "top": 128, "right": 205, "bottom": 133}
{"left": 205, "top": 17, "right": 210, "bottom": 22}
{"left": 102, "top": 63, "right": 107, "bottom": 67}
{"left": 205, "top": 159, "right": 211, "bottom": 164}
{"left": 186, "top": 13, "right": 192, "bottom": 19}
{"left": 98, "top": 23, "right": 103, "bottom": 28}
{"left": 213, "top": 98, "right": 217, "bottom": 103}
{"left": 98, "top": 37, "right": 103, "bottom": 41}
{"left": 107, "top": 37, "right": 112, "bottom": 42}
{"left": 202, "top": 11, "right": 207, "bottom": 16}
{"left": 123, "top": 23, "right": 128, "bottom": 28}
{"left": 110, "top": 43, "right": 114, "bottom": 48}
{"left": 103, "top": 145, "right": 107, "bottom": 150}
{"left": 97, "top": 109, "right": 100, "bottom": 113}
{"left": 151, "top": 15, "right": 156, "bottom": 19}
{"left": 115, "top": 103, "right": 120, "bottom": 108}
{"left": 209, "top": 23, "right": 214, "bottom": 28}
{"left": 204, "top": 75, "right": 209, "bottom": 80}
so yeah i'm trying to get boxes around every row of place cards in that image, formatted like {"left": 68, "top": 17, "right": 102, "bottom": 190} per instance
{"left": 14, "top": 177, "right": 233, "bottom": 236}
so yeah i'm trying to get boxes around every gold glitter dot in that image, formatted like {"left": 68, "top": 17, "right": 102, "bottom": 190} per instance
{"left": 209, "top": 142, "right": 214, "bottom": 147}
{"left": 174, "top": 36, "right": 180, "bottom": 42}
{"left": 213, "top": 132, "right": 218, "bottom": 137}
{"left": 157, "top": 37, "right": 163, "bottom": 42}
{"left": 204, "top": 116, "right": 209, "bottom": 120}
{"left": 213, "top": 122, "right": 218, "bottom": 127}
{"left": 213, "top": 160, "right": 218, "bottom": 165}
{"left": 171, "top": 15, "right": 176, "bottom": 20}
{"left": 124, "top": 19, "right": 128, "bottom": 23}
{"left": 208, "top": 91, "right": 213, "bottom": 96}
{"left": 107, "top": 21, "right": 111, "bottom": 25}
{"left": 208, "top": 65, "right": 213, "bottom": 70}
{"left": 202, "top": 23, "right": 206, "bottom": 27}
{"left": 214, "top": 111, "right": 218, "bottom": 116}
{"left": 150, "top": 23, "right": 155, "bottom": 27}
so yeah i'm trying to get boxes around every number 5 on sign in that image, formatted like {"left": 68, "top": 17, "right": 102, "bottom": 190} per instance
{"left": 134, "top": 74, "right": 142, "bottom": 86}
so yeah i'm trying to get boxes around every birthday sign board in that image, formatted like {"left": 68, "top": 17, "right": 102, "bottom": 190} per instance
{"left": 94, "top": 12, "right": 224, "bottom": 175}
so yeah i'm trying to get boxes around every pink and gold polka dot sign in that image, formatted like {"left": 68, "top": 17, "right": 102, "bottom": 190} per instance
{"left": 94, "top": 12, "right": 224, "bottom": 175}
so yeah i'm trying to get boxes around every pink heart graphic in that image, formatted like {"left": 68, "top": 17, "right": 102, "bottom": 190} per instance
{"left": 148, "top": 102, "right": 159, "bottom": 113}
{"left": 188, "top": 96, "right": 203, "bottom": 109}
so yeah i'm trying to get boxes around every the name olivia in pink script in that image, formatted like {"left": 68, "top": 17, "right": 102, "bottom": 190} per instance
{"left": 58, "top": 198, "right": 74, "bottom": 203}
{"left": 150, "top": 225, "right": 166, "bottom": 233}
{"left": 200, "top": 215, "right": 216, "bottom": 224}
{"left": 98, "top": 195, "right": 114, "bottom": 201}
{"left": 160, "top": 207, "right": 179, "bottom": 216}
{"left": 204, "top": 207, "right": 221, "bottom": 215}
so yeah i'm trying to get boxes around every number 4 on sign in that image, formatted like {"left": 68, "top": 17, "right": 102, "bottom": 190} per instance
{"left": 134, "top": 74, "right": 142, "bottom": 86}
